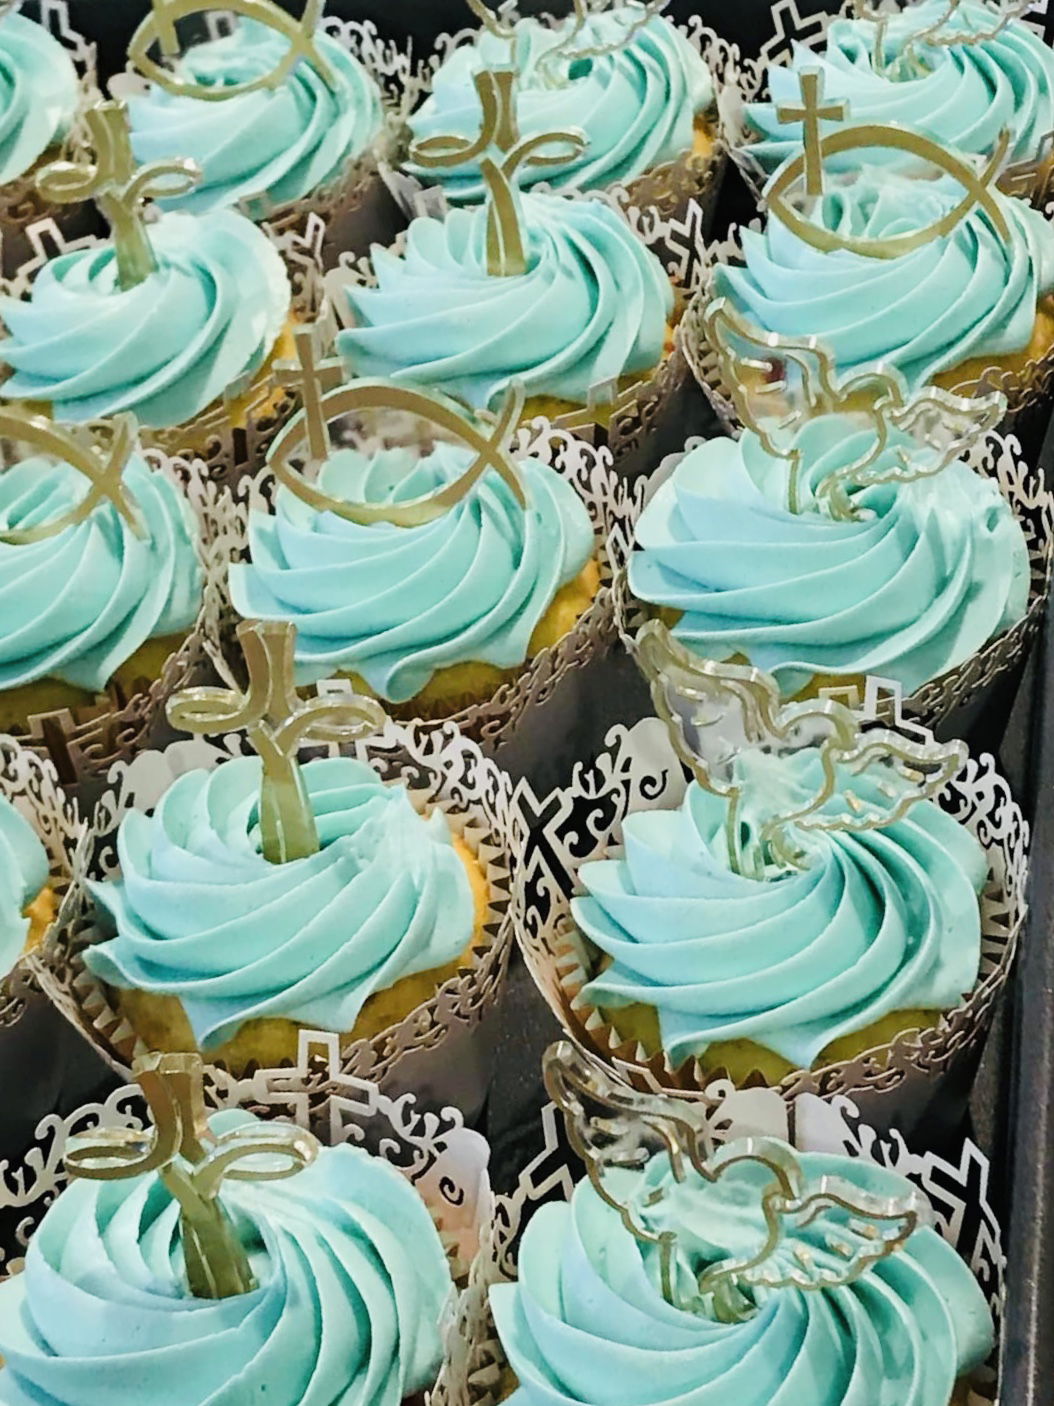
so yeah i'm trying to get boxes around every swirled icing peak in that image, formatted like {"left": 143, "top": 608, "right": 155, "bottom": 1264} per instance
{"left": 229, "top": 440, "right": 595, "bottom": 698}
{"left": 85, "top": 755, "right": 476, "bottom": 1049}
{"left": 0, "top": 1108, "right": 452, "bottom": 1406}
{"left": 0, "top": 13, "right": 79, "bottom": 187}
{"left": 0, "top": 208, "right": 291, "bottom": 429}
{"left": 573, "top": 757, "right": 987, "bottom": 1069}
{"left": 491, "top": 1142, "right": 994, "bottom": 1406}
{"left": 746, "top": 0, "right": 1054, "bottom": 175}
{"left": 0, "top": 452, "right": 202, "bottom": 694}
{"left": 629, "top": 417, "right": 1030, "bottom": 697}
{"left": 338, "top": 193, "right": 673, "bottom": 410}
{"left": 716, "top": 169, "right": 1054, "bottom": 391}
{"left": 407, "top": 4, "right": 713, "bottom": 201}
{"left": 0, "top": 792, "right": 48, "bottom": 978}
{"left": 127, "top": 17, "right": 384, "bottom": 217}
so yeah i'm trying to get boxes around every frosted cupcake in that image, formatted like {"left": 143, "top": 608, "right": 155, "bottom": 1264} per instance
{"left": 0, "top": 10, "right": 80, "bottom": 191}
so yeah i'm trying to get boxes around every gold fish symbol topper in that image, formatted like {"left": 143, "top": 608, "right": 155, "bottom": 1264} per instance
{"left": 851, "top": 0, "right": 1031, "bottom": 79}
{"left": 128, "top": 0, "right": 338, "bottom": 100}
{"left": 702, "top": 298, "right": 1006, "bottom": 520}
{"left": 0, "top": 407, "right": 147, "bottom": 545}
{"left": 66, "top": 1052, "right": 319, "bottom": 1300}
{"left": 410, "top": 67, "right": 586, "bottom": 277}
{"left": 634, "top": 620, "right": 966, "bottom": 881}
{"left": 768, "top": 67, "right": 1012, "bottom": 257}
{"left": 271, "top": 322, "right": 528, "bottom": 526}
{"left": 544, "top": 1042, "right": 926, "bottom": 1322}
{"left": 167, "top": 618, "right": 386, "bottom": 865}
{"left": 36, "top": 100, "right": 200, "bottom": 291}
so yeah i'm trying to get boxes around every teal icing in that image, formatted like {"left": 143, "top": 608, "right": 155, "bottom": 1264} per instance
{"left": 0, "top": 13, "right": 78, "bottom": 186}
{"left": 746, "top": 0, "right": 1054, "bottom": 176}
{"left": 0, "top": 793, "right": 48, "bottom": 979}
{"left": 573, "top": 756, "right": 987, "bottom": 1069}
{"left": 127, "top": 17, "right": 384, "bottom": 217}
{"left": 0, "top": 208, "right": 291, "bottom": 429}
{"left": 338, "top": 193, "right": 673, "bottom": 411}
{"left": 228, "top": 439, "right": 595, "bottom": 699}
{"left": 715, "top": 169, "right": 1054, "bottom": 392}
{"left": 0, "top": 453, "right": 201, "bottom": 695}
{"left": 629, "top": 416, "right": 1031, "bottom": 697}
{"left": 85, "top": 756, "right": 476, "bottom": 1049}
{"left": 0, "top": 1109, "right": 451, "bottom": 1406}
{"left": 407, "top": 4, "right": 712, "bottom": 201}
{"left": 491, "top": 1141, "right": 994, "bottom": 1406}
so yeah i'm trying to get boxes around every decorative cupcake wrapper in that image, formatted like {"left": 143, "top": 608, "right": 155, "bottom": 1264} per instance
{"left": 0, "top": 737, "right": 83, "bottom": 1030}
{"left": 31, "top": 718, "right": 517, "bottom": 1115}
{"left": 210, "top": 417, "right": 634, "bottom": 750}
{"left": 433, "top": 1090, "right": 1003, "bottom": 1406}
{"left": 511, "top": 716, "right": 1028, "bottom": 1135}
{"left": 612, "top": 432, "right": 1054, "bottom": 733}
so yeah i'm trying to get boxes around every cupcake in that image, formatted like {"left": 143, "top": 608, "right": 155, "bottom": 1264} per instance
{"left": 84, "top": 754, "right": 492, "bottom": 1074}
{"left": 0, "top": 1100, "right": 453, "bottom": 1404}
{"left": 740, "top": 0, "right": 1054, "bottom": 191}
{"left": 0, "top": 788, "right": 53, "bottom": 977}
{"left": 228, "top": 436, "right": 600, "bottom": 719}
{"left": 407, "top": 2, "right": 716, "bottom": 203}
{"left": 490, "top": 1135, "right": 994, "bottom": 1406}
{"left": 627, "top": 413, "right": 1034, "bottom": 708}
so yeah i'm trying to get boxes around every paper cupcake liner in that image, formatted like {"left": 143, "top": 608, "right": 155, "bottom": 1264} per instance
{"left": 511, "top": 716, "right": 1027, "bottom": 1137}
{"left": 612, "top": 432, "right": 1054, "bottom": 733}
{"left": 209, "top": 417, "right": 634, "bottom": 750}
{"left": 433, "top": 1091, "right": 1002, "bottom": 1406}
{"left": 31, "top": 718, "right": 517, "bottom": 1116}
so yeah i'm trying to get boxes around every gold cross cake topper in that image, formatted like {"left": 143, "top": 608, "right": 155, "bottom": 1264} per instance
{"left": 702, "top": 298, "right": 1006, "bottom": 519}
{"left": 544, "top": 1041, "right": 925, "bottom": 1322}
{"left": 767, "top": 67, "right": 1011, "bottom": 256}
{"left": 66, "top": 1052, "right": 319, "bottom": 1300}
{"left": 851, "top": 0, "right": 1031, "bottom": 77}
{"left": 128, "top": 0, "right": 339, "bottom": 100}
{"left": 634, "top": 620, "right": 966, "bottom": 880}
{"left": 410, "top": 67, "right": 586, "bottom": 276}
{"left": 167, "top": 618, "right": 385, "bottom": 865}
{"left": 464, "top": 0, "right": 669, "bottom": 82}
{"left": 270, "top": 322, "right": 528, "bottom": 525}
{"left": 0, "top": 407, "right": 147, "bottom": 544}
{"left": 36, "top": 99, "right": 200, "bottom": 290}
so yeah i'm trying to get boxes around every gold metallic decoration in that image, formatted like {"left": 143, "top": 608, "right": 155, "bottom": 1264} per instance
{"left": 851, "top": 0, "right": 1031, "bottom": 79}
{"left": 0, "top": 407, "right": 147, "bottom": 545}
{"left": 128, "top": 0, "right": 338, "bottom": 100}
{"left": 167, "top": 618, "right": 385, "bottom": 865}
{"left": 766, "top": 69, "right": 1011, "bottom": 254}
{"left": 775, "top": 69, "right": 847, "bottom": 198}
{"left": 270, "top": 325, "right": 528, "bottom": 526}
{"left": 702, "top": 298, "right": 1006, "bottom": 519}
{"left": 66, "top": 1052, "right": 319, "bottom": 1300}
{"left": 36, "top": 100, "right": 199, "bottom": 291}
{"left": 410, "top": 68, "right": 586, "bottom": 277}
{"left": 544, "top": 1041, "right": 924, "bottom": 1323}
{"left": 634, "top": 620, "right": 966, "bottom": 880}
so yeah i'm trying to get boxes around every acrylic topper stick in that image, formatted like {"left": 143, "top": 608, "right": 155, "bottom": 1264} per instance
{"left": 410, "top": 68, "right": 586, "bottom": 276}
{"left": 128, "top": 0, "right": 338, "bottom": 99}
{"left": 167, "top": 618, "right": 385, "bottom": 865}
{"left": 36, "top": 100, "right": 199, "bottom": 290}
{"left": 634, "top": 620, "right": 966, "bottom": 881}
{"left": 544, "top": 1040, "right": 926, "bottom": 1323}
{"left": 66, "top": 1052, "right": 319, "bottom": 1300}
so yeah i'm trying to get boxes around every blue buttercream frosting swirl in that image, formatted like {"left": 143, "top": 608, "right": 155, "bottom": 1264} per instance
{"left": 0, "top": 13, "right": 79, "bottom": 186}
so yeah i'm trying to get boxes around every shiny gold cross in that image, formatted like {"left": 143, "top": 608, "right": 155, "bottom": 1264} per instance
{"left": 776, "top": 69, "right": 847, "bottom": 199}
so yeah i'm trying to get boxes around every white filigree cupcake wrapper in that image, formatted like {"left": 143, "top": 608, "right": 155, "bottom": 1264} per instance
{"left": 511, "top": 717, "right": 1028, "bottom": 1135}
{"left": 30, "top": 720, "right": 517, "bottom": 1116}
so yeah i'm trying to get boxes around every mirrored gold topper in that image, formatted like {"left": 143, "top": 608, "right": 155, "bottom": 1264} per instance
{"left": 36, "top": 100, "right": 199, "bottom": 290}
{"left": 702, "top": 298, "right": 1006, "bottom": 520}
{"left": 851, "top": 0, "right": 1031, "bottom": 78}
{"left": 128, "top": 0, "right": 338, "bottom": 101}
{"left": 0, "top": 408, "right": 147, "bottom": 545}
{"left": 544, "top": 1040, "right": 925, "bottom": 1322}
{"left": 634, "top": 619, "right": 966, "bottom": 881}
{"left": 767, "top": 67, "right": 1011, "bottom": 258}
{"left": 410, "top": 67, "right": 586, "bottom": 277}
{"left": 67, "top": 1052, "right": 319, "bottom": 1299}
{"left": 271, "top": 323, "right": 529, "bottom": 525}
